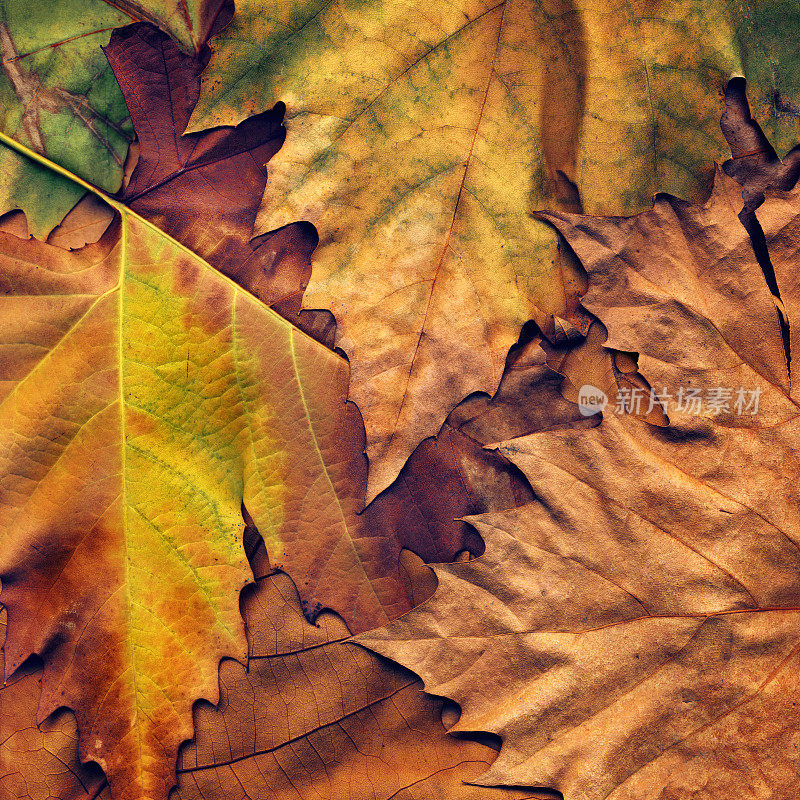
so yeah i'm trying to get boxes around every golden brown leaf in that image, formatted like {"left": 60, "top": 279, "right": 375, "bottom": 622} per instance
{"left": 359, "top": 165, "right": 800, "bottom": 798}
{"left": 172, "top": 571, "right": 549, "bottom": 800}
{"left": 0, "top": 136, "right": 416, "bottom": 800}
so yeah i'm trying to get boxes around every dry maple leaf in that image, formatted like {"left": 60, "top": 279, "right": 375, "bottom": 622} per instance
{"left": 0, "top": 134, "right": 420, "bottom": 800}
{"left": 184, "top": 0, "right": 743, "bottom": 500}
{"left": 170, "top": 569, "right": 552, "bottom": 800}
{"left": 241, "top": 323, "right": 593, "bottom": 612}
{"left": 103, "top": 22, "right": 288, "bottom": 285}
{"left": 543, "top": 320, "right": 669, "bottom": 427}
{"left": 359, "top": 165, "right": 800, "bottom": 798}
{"left": 1, "top": 605, "right": 112, "bottom": 800}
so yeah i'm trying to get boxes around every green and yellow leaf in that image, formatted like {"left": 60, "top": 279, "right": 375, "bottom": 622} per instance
{"left": 734, "top": 0, "right": 800, "bottom": 157}
{"left": 0, "top": 0, "right": 135, "bottom": 236}
{"left": 0, "top": 0, "right": 232, "bottom": 237}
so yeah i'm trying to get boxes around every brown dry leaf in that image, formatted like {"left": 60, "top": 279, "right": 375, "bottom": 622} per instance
{"left": 544, "top": 320, "right": 668, "bottom": 426}
{"left": 0, "top": 605, "right": 111, "bottom": 800}
{"left": 234, "top": 320, "right": 593, "bottom": 619}
{"left": 0, "top": 209, "right": 28, "bottom": 239}
{"left": 449, "top": 331, "right": 599, "bottom": 444}
{"left": 234, "top": 324, "right": 592, "bottom": 619}
{"left": 365, "top": 332, "right": 595, "bottom": 571}
{"left": 46, "top": 194, "right": 115, "bottom": 250}
{"left": 172, "top": 570, "right": 550, "bottom": 800}
{"left": 359, "top": 166, "right": 800, "bottom": 798}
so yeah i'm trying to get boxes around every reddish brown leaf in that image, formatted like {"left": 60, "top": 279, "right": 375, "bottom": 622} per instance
{"left": 355, "top": 329, "right": 601, "bottom": 590}
{"left": 721, "top": 78, "right": 800, "bottom": 213}
{"left": 105, "top": 23, "right": 331, "bottom": 345}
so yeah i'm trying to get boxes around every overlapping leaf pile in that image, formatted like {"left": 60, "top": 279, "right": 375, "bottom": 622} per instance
{"left": 189, "top": 0, "right": 754, "bottom": 499}
{"left": 1, "top": 2, "right": 799, "bottom": 800}
{"left": 362, "top": 96, "right": 800, "bottom": 799}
